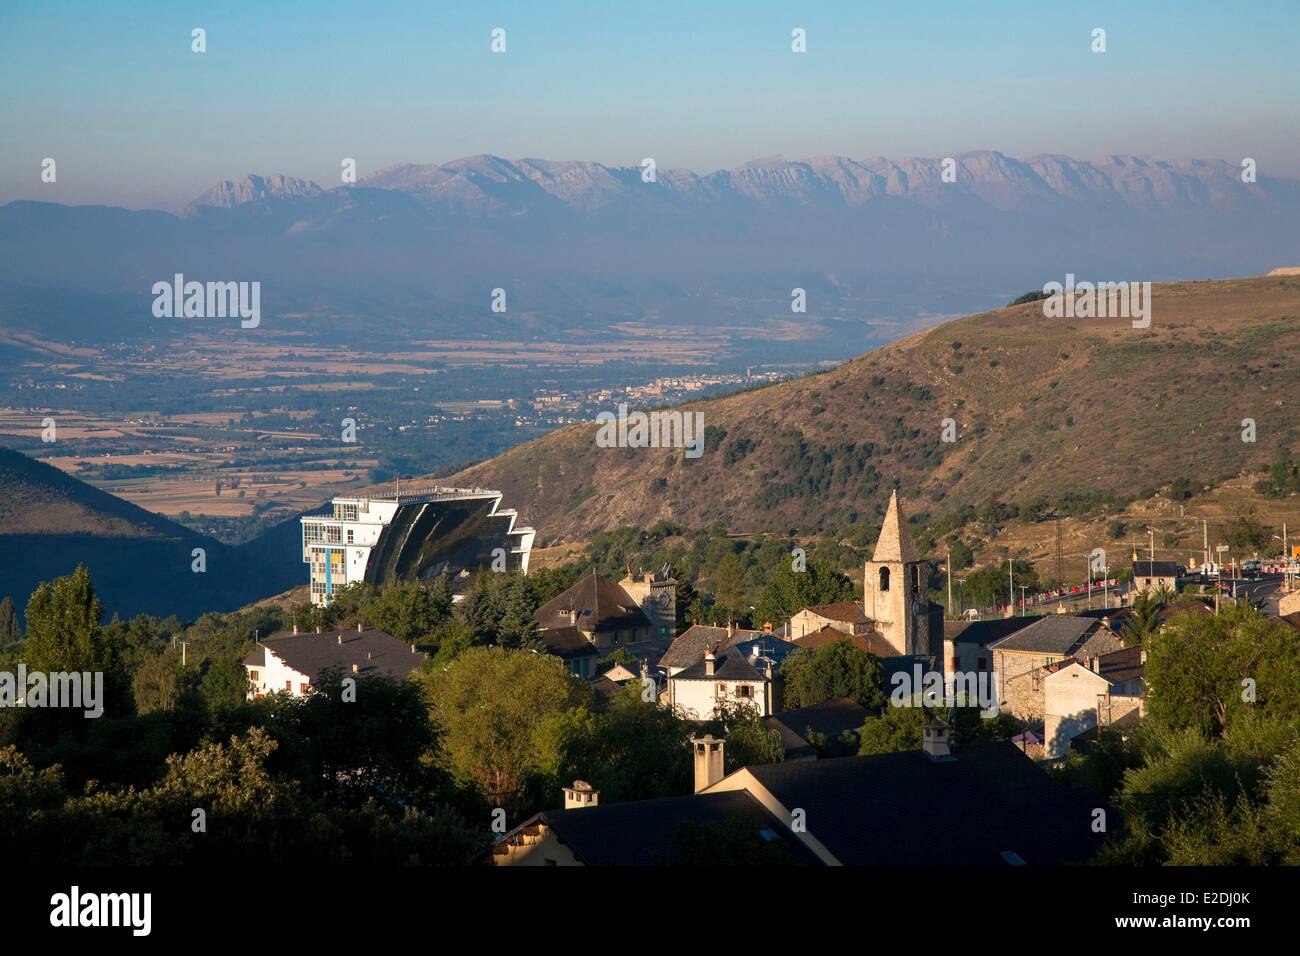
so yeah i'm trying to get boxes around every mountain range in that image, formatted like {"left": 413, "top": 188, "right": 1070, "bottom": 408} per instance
{"left": 2, "top": 152, "right": 1298, "bottom": 357}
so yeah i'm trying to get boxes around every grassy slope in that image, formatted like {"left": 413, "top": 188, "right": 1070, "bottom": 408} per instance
{"left": 445, "top": 276, "right": 1300, "bottom": 544}
{"left": 0, "top": 447, "right": 303, "bottom": 620}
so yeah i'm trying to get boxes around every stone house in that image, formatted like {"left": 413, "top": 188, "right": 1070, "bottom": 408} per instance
{"left": 988, "top": 614, "right": 1125, "bottom": 720}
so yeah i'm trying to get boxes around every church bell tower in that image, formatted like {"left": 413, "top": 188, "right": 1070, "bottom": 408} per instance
{"left": 864, "top": 490, "right": 927, "bottom": 656}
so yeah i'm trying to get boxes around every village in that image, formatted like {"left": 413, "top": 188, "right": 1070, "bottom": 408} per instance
{"left": 242, "top": 486, "right": 1300, "bottom": 866}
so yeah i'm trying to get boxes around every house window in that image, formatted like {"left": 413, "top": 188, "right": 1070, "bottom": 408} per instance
{"left": 285, "top": 680, "right": 292, "bottom": 691}
{"left": 346, "top": 529, "right": 354, "bottom": 544}
{"left": 879, "top": 567, "right": 890, "bottom": 592}
{"left": 300, "top": 683, "right": 309, "bottom": 694}
{"left": 249, "top": 670, "right": 259, "bottom": 682}
{"left": 716, "top": 683, "right": 728, "bottom": 698}
{"left": 737, "top": 685, "right": 754, "bottom": 699}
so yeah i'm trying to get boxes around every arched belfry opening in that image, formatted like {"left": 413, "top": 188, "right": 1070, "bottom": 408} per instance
{"left": 879, "top": 566, "right": 890, "bottom": 592}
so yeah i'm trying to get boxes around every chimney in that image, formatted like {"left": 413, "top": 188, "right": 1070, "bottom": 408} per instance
{"left": 765, "top": 658, "right": 774, "bottom": 680}
{"left": 568, "top": 608, "right": 578, "bottom": 626}
{"left": 691, "top": 735, "right": 725, "bottom": 792}
{"left": 1139, "top": 648, "right": 1148, "bottom": 665}
{"left": 639, "top": 659, "right": 649, "bottom": 680}
{"left": 292, "top": 622, "right": 299, "bottom": 635}
{"left": 704, "top": 649, "right": 716, "bottom": 676}
{"left": 562, "top": 779, "right": 599, "bottom": 809}
{"left": 351, "top": 663, "right": 359, "bottom": 673}
{"left": 316, "top": 623, "right": 322, "bottom": 633}
{"left": 763, "top": 621, "right": 773, "bottom": 634}
{"left": 357, "top": 621, "right": 363, "bottom": 632}
{"left": 726, "top": 621, "right": 735, "bottom": 638}
{"left": 922, "top": 717, "right": 953, "bottom": 761}
{"left": 337, "top": 633, "right": 343, "bottom": 645}
{"left": 410, "top": 644, "right": 417, "bottom": 653}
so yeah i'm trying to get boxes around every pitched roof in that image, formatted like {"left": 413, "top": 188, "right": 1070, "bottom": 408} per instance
{"left": 499, "top": 791, "right": 821, "bottom": 866}
{"left": 671, "top": 647, "right": 769, "bottom": 682}
{"left": 797, "top": 624, "right": 894, "bottom": 657}
{"left": 1096, "top": 645, "right": 1146, "bottom": 685}
{"left": 537, "top": 625, "right": 599, "bottom": 659}
{"left": 243, "top": 646, "right": 265, "bottom": 667}
{"left": 1157, "top": 600, "right": 1214, "bottom": 623}
{"left": 659, "top": 623, "right": 760, "bottom": 669}
{"left": 802, "top": 602, "right": 870, "bottom": 625}
{"left": 944, "top": 616, "right": 1039, "bottom": 648}
{"left": 534, "top": 571, "right": 651, "bottom": 633}
{"left": 257, "top": 628, "right": 425, "bottom": 683}
{"left": 762, "top": 718, "right": 819, "bottom": 761}
{"left": 1132, "top": 560, "right": 1180, "bottom": 578}
{"left": 769, "top": 697, "right": 869, "bottom": 743}
{"left": 872, "top": 490, "right": 919, "bottom": 564}
{"left": 736, "top": 742, "right": 1107, "bottom": 865}
{"left": 988, "top": 615, "right": 1099, "bottom": 655}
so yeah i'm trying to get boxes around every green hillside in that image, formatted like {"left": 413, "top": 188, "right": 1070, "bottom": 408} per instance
{"left": 444, "top": 276, "right": 1300, "bottom": 543}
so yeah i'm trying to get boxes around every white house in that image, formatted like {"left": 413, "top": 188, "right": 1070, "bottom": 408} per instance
{"left": 243, "top": 625, "right": 426, "bottom": 699}
{"left": 1042, "top": 646, "right": 1145, "bottom": 759}
{"left": 666, "top": 646, "right": 774, "bottom": 719}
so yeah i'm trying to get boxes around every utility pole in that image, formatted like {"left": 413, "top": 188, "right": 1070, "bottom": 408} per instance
{"left": 1019, "top": 585, "right": 1027, "bottom": 616}
{"left": 947, "top": 549, "right": 953, "bottom": 621}
{"left": 1203, "top": 520, "right": 1209, "bottom": 569}
{"left": 181, "top": 641, "right": 189, "bottom": 667}
{"left": 1008, "top": 556, "right": 1014, "bottom": 617}
{"left": 1086, "top": 554, "right": 1092, "bottom": 610}
{"left": 1055, "top": 513, "right": 1063, "bottom": 584}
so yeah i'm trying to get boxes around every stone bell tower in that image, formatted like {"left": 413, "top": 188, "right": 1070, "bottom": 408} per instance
{"left": 864, "top": 490, "right": 927, "bottom": 656}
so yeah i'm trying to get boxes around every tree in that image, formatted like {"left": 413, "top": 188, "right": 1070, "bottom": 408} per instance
{"left": 552, "top": 684, "right": 696, "bottom": 802}
{"left": 857, "top": 704, "right": 927, "bottom": 755}
{"left": 0, "top": 596, "right": 20, "bottom": 646}
{"left": 1144, "top": 604, "right": 1300, "bottom": 738}
{"left": 751, "top": 559, "right": 855, "bottom": 627}
{"left": 132, "top": 650, "right": 182, "bottom": 715}
{"left": 23, "top": 565, "right": 109, "bottom": 673}
{"left": 1120, "top": 589, "right": 1167, "bottom": 646}
{"left": 780, "top": 641, "right": 885, "bottom": 710}
{"left": 422, "top": 647, "right": 589, "bottom": 811}
{"left": 963, "top": 559, "right": 1038, "bottom": 609}
{"left": 199, "top": 654, "right": 251, "bottom": 710}
{"left": 363, "top": 581, "right": 448, "bottom": 644}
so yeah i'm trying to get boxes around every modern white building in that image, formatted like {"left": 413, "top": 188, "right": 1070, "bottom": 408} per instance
{"left": 300, "top": 485, "right": 535, "bottom": 605}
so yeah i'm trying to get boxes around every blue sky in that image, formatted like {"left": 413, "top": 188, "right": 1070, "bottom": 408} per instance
{"left": 2, "top": 0, "right": 1297, "bottom": 209}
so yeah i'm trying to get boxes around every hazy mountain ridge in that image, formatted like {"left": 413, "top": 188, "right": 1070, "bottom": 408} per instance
{"left": 179, "top": 151, "right": 1294, "bottom": 216}
{"left": 2, "top": 152, "right": 1297, "bottom": 358}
